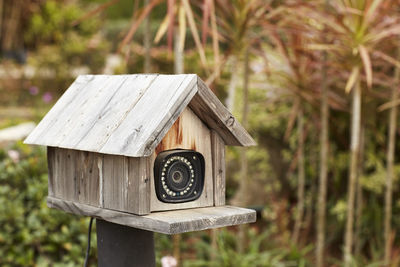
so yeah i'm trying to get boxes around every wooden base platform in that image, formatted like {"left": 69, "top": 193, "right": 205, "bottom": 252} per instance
{"left": 47, "top": 196, "right": 256, "bottom": 234}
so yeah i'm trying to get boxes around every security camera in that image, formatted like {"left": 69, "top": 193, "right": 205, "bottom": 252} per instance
{"left": 154, "top": 149, "right": 205, "bottom": 203}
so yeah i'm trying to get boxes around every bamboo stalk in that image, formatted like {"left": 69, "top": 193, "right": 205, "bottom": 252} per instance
{"left": 354, "top": 122, "right": 365, "bottom": 256}
{"left": 344, "top": 74, "right": 361, "bottom": 267}
{"left": 237, "top": 48, "right": 250, "bottom": 254}
{"left": 316, "top": 49, "right": 329, "bottom": 267}
{"left": 143, "top": 0, "right": 152, "bottom": 73}
{"left": 383, "top": 55, "right": 399, "bottom": 266}
{"left": 174, "top": 30, "right": 184, "bottom": 74}
{"left": 225, "top": 56, "right": 238, "bottom": 112}
{"left": 292, "top": 105, "right": 305, "bottom": 244}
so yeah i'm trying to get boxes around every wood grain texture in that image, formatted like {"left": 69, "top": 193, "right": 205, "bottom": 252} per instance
{"left": 35, "top": 76, "right": 110, "bottom": 147}
{"left": 77, "top": 75, "right": 158, "bottom": 152}
{"left": 24, "top": 75, "right": 93, "bottom": 144}
{"left": 150, "top": 107, "right": 214, "bottom": 212}
{"left": 48, "top": 147, "right": 150, "bottom": 215}
{"left": 49, "top": 148, "right": 77, "bottom": 201}
{"left": 103, "top": 154, "right": 129, "bottom": 211}
{"left": 25, "top": 74, "right": 255, "bottom": 158}
{"left": 47, "top": 147, "right": 55, "bottom": 197}
{"left": 47, "top": 196, "right": 256, "bottom": 234}
{"left": 25, "top": 74, "right": 198, "bottom": 157}
{"left": 128, "top": 157, "right": 151, "bottom": 215}
{"left": 102, "top": 155, "right": 151, "bottom": 215}
{"left": 211, "top": 130, "right": 226, "bottom": 206}
{"left": 189, "top": 77, "right": 256, "bottom": 147}
{"left": 75, "top": 150, "right": 102, "bottom": 206}
{"left": 100, "top": 74, "right": 197, "bottom": 156}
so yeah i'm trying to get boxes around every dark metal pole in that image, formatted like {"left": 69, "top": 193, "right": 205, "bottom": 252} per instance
{"left": 97, "top": 219, "right": 155, "bottom": 267}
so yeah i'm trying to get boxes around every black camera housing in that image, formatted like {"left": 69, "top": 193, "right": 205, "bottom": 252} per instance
{"left": 154, "top": 149, "right": 205, "bottom": 203}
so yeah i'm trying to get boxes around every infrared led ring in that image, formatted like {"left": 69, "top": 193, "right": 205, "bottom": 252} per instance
{"left": 154, "top": 149, "right": 205, "bottom": 203}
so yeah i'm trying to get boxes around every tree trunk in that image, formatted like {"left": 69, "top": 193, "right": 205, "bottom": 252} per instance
{"left": 225, "top": 55, "right": 239, "bottom": 112}
{"left": 174, "top": 30, "right": 184, "bottom": 74}
{"left": 292, "top": 105, "right": 305, "bottom": 244}
{"left": 344, "top": 75, "right": 361, "bottom": 267}
{"left": 0, "top": 0, "right": 4, "bottom": 42}
{"left": 354, "top": 123, "right": 365, "bottom": 256}
{"left": 210, "top": 228, "right": 218, "bottom": 260}
{"left": 383, "top": 62, "right": 399, "bottom": 266}
{"left": 303, "top": 145, "right": 317, "bottom": 245}
{"left": 143, "top": 0, "right": 152, "bottom": 73}
{"left": 1, "top": 0, "right": 22, "bottom": 52}
{"left": 237, "top": 48, "right": 250, "bottom": 254}
{"left": 316, "top": 49, "right": 329, "bottom": 267}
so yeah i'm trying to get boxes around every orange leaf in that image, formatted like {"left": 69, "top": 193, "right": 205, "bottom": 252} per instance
{"left": 345, "top": 67, "right": 360, "bottom": 93}
{"left": 359, "top": 45, "right": 372, "bottom": 88}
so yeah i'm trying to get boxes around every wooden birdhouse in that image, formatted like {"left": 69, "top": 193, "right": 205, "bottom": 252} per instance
{"left": 25, "top": 74, "right": 256, "bottom": 234}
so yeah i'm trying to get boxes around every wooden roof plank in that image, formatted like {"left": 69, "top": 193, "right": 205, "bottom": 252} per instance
{"left": 189, "top": 78, "right": 256, "bottom": 147}
{"left": 99, "top": 74, "right": 197, "bottom": 156}
{"left": 139, "top": 74, "right": 198, "bottom": 156}
{"left": 24, "top": 75, "right": 93, "bottom": 145}
{"left": 77, "top": 75, "right": 158, "bottom": 152}
{"left": 55, "top": 76, "right": 129, "bottom": 148}
{"left": 25, "top": 74, "right": 254, "bottom": 156}
{"left": 34, "top": 75, "right": 111, "bottom": 147}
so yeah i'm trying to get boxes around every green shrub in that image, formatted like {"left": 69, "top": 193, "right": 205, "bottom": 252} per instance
{"left": 0, "top": 142, "right": 96, "bottom": 267}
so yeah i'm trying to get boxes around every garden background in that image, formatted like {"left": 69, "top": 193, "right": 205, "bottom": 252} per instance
{"left": 1, "top": 0, "right": 400, "bottom": 266}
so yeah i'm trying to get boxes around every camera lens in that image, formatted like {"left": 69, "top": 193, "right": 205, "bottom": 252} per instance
{"left": 166, "top": 161, "right": 190, "bottom": 191}
{"left": 172, "top": 170, "right": 183, "bottom": 183}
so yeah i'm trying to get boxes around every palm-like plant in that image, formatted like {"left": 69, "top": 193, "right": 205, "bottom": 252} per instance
{"left": 292, "top": 1, "right": 400, "bottom": 265}
{"left": 118, "top": 0, "right": 218, "bottom": 75}
{"left": 212, "top": 0, "right": 272, "bottom": 253}
{"left": 258, "top": 14, "right": 331, "bottom": 249}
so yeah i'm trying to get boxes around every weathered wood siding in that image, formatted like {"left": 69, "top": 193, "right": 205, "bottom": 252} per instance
{"left": 211, "top": 130, "right": 226, "bottom": 206}
{"left": 150, "top": 107, "right": 214, "bottom": 212}
{"left": 48, "top": 147, "right": 150, "bottom": 215}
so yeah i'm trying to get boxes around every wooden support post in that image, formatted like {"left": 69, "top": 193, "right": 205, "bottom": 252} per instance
{"left": 96, "top": 219, "right": 155, "bottom": 267}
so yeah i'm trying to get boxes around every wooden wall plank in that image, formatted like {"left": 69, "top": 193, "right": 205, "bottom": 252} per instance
{"left": 47, "top": 147, "right": 55, "bottom": 197}
{"left": 211, "top": 130, "right": 226, "bottom": 206}
{"left": 75, "top": 151, "right": 101, "bottom": 206}
{"left": 102, "top": 154, "right": 129, "bottom": 211}
{"left": 50, "top": 148, "right": 77, "bottom": 201}
{"left": 128, "top": 157, "right": 151, "bottom": 215}
{"left": 101, "top": 154, "right": 151, "bottom": 215}
{"left": 150, "top": 107, "right": 214, "bottom": 212}
{"left": 48, "top": 147, "right": 150, "bottom": 215}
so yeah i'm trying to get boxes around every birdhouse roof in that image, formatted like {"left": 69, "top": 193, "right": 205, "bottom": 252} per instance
{"left": 25, "top": 74, "right": 255, "bottom": 157}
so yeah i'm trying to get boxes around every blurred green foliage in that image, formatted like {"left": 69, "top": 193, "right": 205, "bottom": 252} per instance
{"left": 0, "top": 143, "right": 97, "bottom": 267}
{"left": 26, "top": 0, "right": 109, "bottom": 79}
